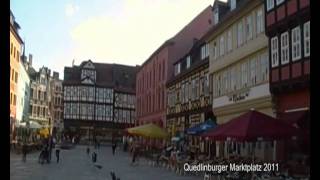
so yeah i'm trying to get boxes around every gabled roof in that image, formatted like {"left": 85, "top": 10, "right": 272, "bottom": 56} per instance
{"left": 63, "top": 60, "right": 139, "bottom": 93}
{"left": 203, "top": 0, "right": 252, "bottom": 41}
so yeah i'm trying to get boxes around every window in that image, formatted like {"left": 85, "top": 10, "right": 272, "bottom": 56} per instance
{"left": 81, "top": 69, "right": 96, "bottom": 82}
{"left": 246, "top": 15, "right": 253, "bottom": 40}
{"left": 220, "top": 36, "right": 225, "bottom": 56}
{"left": 16, "top": 51, "right": 19, "bottom": 62}
{"left": 192, "top": 79, "right": 196, "bottom": 100}
{"left": 230, "top": 0, "right": 236, "bottom": 10}
{"left": 13, "top": 47, "right": 16, "bottom": 58}
{"left": 231, "top": 67, "right": 236, "bottom": 90}
{"left": 174, "top": 63, "right": 181, "bottom": 75}
{"left": 271, "top": 36, "right": 279, "bottom": 67}
{"left": 10, "top": 43, "right": 14, "bottom": 55}
{"left": 237, "top": 21, "right": 243, "bottom": 47}
{"left": 186, "top": 56, "right": 191, "bottom": 69}
{"left": 261, "top": 53, "right": 269, "bottom": 81}
{"left": 214, "top": 8, "right": 219, "bottom": 25}
{"left": 213, "top": 41, "right": 218, "bottom": 60}
{"left": 304, "top": 21, "right": 310, "bottom": 57}
{"left": 241, "top": 62, "right": 248, "bottom": 86}
{"left": 201, "top": 45, "right": 205, "bottom": 60}
{"left": 37, "top": 106, "right": 40, "bottom": 117}
{"left": 29, "top": 105, "right": 32, "bottom": 114}
{"left": 37, "top": 90, "right": 41, "bottom": 100}
{"left": 223, "top": 71, "right": 228, "bottom": 92}
{"left": 267, "top": 0, "right": 274, "bottom": 11}
{"left": 11, "top": 69, "right": 14, "bottom": 81}
{"left": 250, "top": 58, "right": 257, "bottom": 85}
{"left": 185, "top": 82, "right": 189, "bottom": 102}
{"left": 15, "top": 72, "right": 18, "bottom": 83}
{"left": 201, "top": 44, "right": 209, "bottom": 60}
{"left": 256, "top": 9, "right": 264, "bottom": 34}
{"left": 195, "top": 78, "right": 200, "bottom": 98}
{"left": 13, "top": 94, "right": 16, "bottom": 105}
{"left": 291, "top": 26, "right": 301, "bottom": 61}
{"left": 204, "top": 74, "right": 209, "bottom": 96}
{"left": 276, "top": 0, "right": 284, "bottom": 5}
{"left": 281, "top": 32, "right": 289, "bottom": 65}
{"left": 227, "top": 30, "right": 232, "bottom": 52}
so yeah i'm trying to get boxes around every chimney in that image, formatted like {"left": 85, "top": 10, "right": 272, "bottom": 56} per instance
{"left": 28, "top": 54, "right": 33, "bottom": 67}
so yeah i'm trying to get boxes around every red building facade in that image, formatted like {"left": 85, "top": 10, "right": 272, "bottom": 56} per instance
{"left": 136, "top": 6, "right": 214, "bottom": 127}
{"left": 264, "top": 0, "right": 310, "bottom": 160}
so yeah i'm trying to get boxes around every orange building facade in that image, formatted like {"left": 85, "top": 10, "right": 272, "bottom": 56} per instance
{"left": 10, "top": 11, "right": 23, "bottom": 141}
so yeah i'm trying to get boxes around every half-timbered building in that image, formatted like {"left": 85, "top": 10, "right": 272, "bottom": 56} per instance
{"left": 166, "top": 36, "right": 213, "bottom": 153}
{"left": 264, "top": 0, "right": 310, "bottom": 160}
{"left": 63, "top": 60, "right": 138, "bottom": 137}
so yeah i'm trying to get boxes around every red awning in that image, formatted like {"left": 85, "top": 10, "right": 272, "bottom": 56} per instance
{"left": 202, "top": 110, "right": 301, "bottom": 141}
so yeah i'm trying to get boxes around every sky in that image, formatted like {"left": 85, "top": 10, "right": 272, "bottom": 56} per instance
{"left": 10, "top": 0, "right": 218, "bottom": 79}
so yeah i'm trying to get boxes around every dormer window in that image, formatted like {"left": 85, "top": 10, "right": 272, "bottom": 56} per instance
{"left": 214, "top": 8, "right": 219, "bottom": 25}
{"left": 201, "top": 44, "right": 209, "bottom": 60}
{"left": 174, "top": 63, "right": 181, "bottom": 76}
{"left": 230, "top": 0, "right": 236, "bottom": 11}
{"left": 186, "top": 56, "right": 191, "bottom": 69}
{"left": 81, "top": 69, "right": 96, "bottom": 83}
{"left": 81, "top": 60, "right": 96, "bottom": 84}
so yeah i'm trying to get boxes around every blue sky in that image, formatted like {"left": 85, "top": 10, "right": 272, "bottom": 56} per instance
{"left": 10, "top": 0, "right": 215, "bottom": 79}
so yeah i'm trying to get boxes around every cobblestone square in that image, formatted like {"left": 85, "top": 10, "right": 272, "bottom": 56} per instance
{"left": 10, "top": 145, "right": 202, "bottom": 180}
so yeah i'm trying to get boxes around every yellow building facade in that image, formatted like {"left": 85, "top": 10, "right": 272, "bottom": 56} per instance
{"left": 207, "top": 0, "right": 275, "bottom": 160}
{"left": 208, "top": 0, "right": 273, "bottom": 123}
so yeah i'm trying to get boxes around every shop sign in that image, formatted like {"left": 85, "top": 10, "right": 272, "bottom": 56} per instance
{"left": 228, "top": 90, "right": 249, "bottom": 102}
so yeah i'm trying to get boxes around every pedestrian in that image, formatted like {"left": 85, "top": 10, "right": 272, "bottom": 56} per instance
{"left": 45, "top": 146, "right": 50, "bottom": 163}
{"left": 22, "top": 143, "right": 27, "bottom": 162}
{"left": 52, "top": 137, "right": 56, "bottom": 148}
{"left": 55, "top": 148, "right": 60, "bottom": 163}
{"left": 123, "top": 140, "right": 128, "bottom": 152}
{"left": 92, "top": 152, "right": 97, "bottom": 163}
{"left": 86, "top": 147, "right": 90, "bottom": 156}
{"left": 112, "top": 141, "right": 117, "bottom": 156}
{"left": 131, "top": 144, "right": 139, "bottom": 165}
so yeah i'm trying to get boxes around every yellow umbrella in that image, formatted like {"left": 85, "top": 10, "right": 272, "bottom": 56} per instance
{"left": 127, "top": 123, "right": 169, "bottom": 139}
{"left": 39, "top": 128, "right": 49, "bottom": 138}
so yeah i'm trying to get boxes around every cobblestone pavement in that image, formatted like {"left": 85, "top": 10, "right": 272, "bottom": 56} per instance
{"left": 10, "top": 145, "right": 203, "bottom": 180}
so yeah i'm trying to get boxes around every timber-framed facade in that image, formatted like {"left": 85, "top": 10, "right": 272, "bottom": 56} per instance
{"left": 63, "top": 60, "right": 138, "bottom": 137}
{"left": 166, "top": 38, "right": 214, "bottom": 149}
